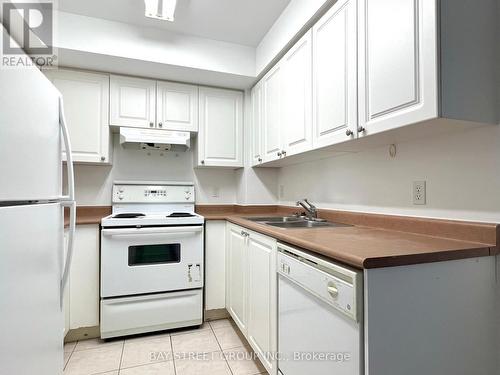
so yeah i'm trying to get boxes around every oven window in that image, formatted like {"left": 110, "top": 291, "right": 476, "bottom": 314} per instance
{"left": 128, "top": 244, "right": 181, "bottom": 266}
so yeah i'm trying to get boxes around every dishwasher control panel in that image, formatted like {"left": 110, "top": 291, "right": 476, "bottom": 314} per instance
{"left": 278, "top": 244, "right": 362, "bottom": 322}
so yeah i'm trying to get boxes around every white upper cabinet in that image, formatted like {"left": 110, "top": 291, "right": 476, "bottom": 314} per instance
{"left": 46, "top": 69, "right": 111, "bottom": 164}
{"left": 312, "top": 0, "right": 357, "bottom": 148}
{"left": 253, "top": 0, "right": 496, "bottom": 166}
{"left": 197, "top": 87, "right": 243, "bottom": 168}
{"left": 262, "top": 64, "right": 283, "bottom": 163}
{"left": 156, "top": 81, "right": 199, "bottom": 132}
{"left": 357, "top": 0, "right": 438, "bottom": 136}
{"left": 251, "top": 82, "right": 263, "bottom": 166}
{"left": 281, "top": 30, "right": 313, "bottom": 157}
{"left": 109, "top": 75, "right": 156, "bottom": 129}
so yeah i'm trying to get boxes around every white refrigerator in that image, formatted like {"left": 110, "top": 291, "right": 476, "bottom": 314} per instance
{"left": 0, "top": 27, "right": 76, "bottom": 375}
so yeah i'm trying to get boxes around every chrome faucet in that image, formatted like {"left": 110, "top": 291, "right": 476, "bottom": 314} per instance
{"left": 296, "top": 199, "right": 318, "bottom": 220}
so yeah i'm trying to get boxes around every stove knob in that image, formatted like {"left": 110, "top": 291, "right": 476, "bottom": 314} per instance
{"left": 118, "top": 194, "right": 124, "bottom": 200}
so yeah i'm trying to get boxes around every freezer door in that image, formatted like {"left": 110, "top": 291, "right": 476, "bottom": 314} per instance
{"left": 0, "top": 26, "right": 62, "bottom": 201}
{"left": 0, "top": 203, "right": 64, "bottom": 375}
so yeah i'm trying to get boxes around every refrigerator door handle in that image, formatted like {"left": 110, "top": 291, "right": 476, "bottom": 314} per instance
{"left": 58, "top": 96, "right": 76, "bottom": 301}
{"left": 60, "top": 200, "right": 76, "bottom": 302}
{"left": 59, "top": 96, "right": 75, "bottom": 202}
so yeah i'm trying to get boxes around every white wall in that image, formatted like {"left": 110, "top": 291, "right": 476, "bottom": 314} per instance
{"left": 278, "top": 124, "right": 500, "bottom": 223}
{"left": 72, "top": 135, "right": 237, "bottom": 206}
{"left": 55, "top": 12, "right": 256, "bottom": 89}
{"left": 256, "top": 0, "right": 332, "bottom": 74}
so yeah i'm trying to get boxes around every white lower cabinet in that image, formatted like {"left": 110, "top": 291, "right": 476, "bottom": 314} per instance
{"left": 226, "top": 223, "right": 278, "bottom": 374}
{"left": 226, "top": 224, "right": 248, "bottom": 332}
{"left": 65, "top": 224, "right": 100, "bottom": 331}
{"left": 246, "top": 230, "right": 278, "bottom": 373}
{"left": 205, "top": 221, "right": 226, "bottom": 311}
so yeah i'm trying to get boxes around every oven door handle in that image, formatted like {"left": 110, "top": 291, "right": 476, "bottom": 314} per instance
{"left": 102, "top": 226, "right": 203, "bottom": 236}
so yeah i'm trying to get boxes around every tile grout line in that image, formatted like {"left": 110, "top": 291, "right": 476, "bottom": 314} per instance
{"left": 169, "top": 333, "right": 178, "bottom": 375}
{"left": 63, "top": 341, "right": 77, "bottom": 371}
{"left": 117, "top": 340, "right": 125, "bottom": 375}
{"left": 209, "top": 321, "right": 234, "bottom": 375}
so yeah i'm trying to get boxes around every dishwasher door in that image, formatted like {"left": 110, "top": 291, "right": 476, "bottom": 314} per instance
{"left": 277, "top": 245, "right": 363, "bottom": 375}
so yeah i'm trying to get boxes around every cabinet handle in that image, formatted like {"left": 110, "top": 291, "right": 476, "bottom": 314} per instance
{"left": 357, "top": 126, "right": 366, "bottom": 133}
{"left": 281, "top": 150, "right": 287, "bottom": 156}
{"left": 346, "top": 129, "right": 353, "bottom": 136}
{"left": 158, "top": 122, "right": 163, "bottom": 128}
{"left": 201, "top": 160, "right": 205, "bottom": 165}
{"left": 100, "top": 156, "right": 106, "bottom": 162}
{"left": 149, "top": 122, "right": 154, "bottom": 128}
{"left": 258, "top": 157, "right": 262, "bottom": 163}
{"left": 277, "top": 151, "right": 282, "bottom": 157}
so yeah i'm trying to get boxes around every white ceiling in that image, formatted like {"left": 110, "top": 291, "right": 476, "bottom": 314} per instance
{"left": 58, "top": 0, "right": 291, "bottom": 47}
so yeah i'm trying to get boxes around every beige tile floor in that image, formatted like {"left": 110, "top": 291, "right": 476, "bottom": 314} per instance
{"left": 64, "top": 319, "right": 268, "bottom": 375}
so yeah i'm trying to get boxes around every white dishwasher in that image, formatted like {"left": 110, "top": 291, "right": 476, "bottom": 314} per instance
{"left": 277, "top": 243, "right": 363, "bottom": 375}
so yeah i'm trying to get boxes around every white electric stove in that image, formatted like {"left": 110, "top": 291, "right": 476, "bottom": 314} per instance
{"left": 100, "top": 181, "right": 205, "bottom": 339}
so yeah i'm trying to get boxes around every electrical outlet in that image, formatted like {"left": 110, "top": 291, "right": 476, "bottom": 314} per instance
{"left": 413, "top": 181, "right": 426, "bottom": 205}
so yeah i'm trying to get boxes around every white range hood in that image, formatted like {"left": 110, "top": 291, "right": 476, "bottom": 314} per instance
{"left": 119, "top": 127, "right": 190, "bottom": 151}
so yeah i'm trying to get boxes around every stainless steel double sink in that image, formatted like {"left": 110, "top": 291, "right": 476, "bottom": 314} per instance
{"left": 244, "top": 216, "right": 351, "bottom": 229}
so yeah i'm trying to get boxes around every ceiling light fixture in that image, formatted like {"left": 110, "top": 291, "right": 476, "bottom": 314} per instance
{"left": 144, "top": 0, "right": 177, "bottom": 22}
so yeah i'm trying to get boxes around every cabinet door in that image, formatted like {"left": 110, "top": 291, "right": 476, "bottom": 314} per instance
{"left": 247, "top": 231, "right": 277, "bottom": 374}
{"left": 205, "top": 221, "right": 226, "bottom": 311}
{"left": 312, "top": 0, "right": 357, "bottom": 148}
{"left": 251, "top": 82, "right": 263, "bottom": 166}
{"left": 226, "top": 224, "right": 248, "bottom": 333}
{"left": 262, "top": 63, "right": 283, "bottom": 162}
{"left": 281, "top": 30, "right": 313, "bottom": 157}
{"left": 69, "top": 225, "right": 100, "bottom": 330}
{"left": 46, "top": 69, "right": 110, "bottom": 163}
{"left": 109, "top": 75, "right": 156, "bottom": 128}
{"left": 198, "top": 87, "right": 243, "bottom": 168}
{"left": 157, "top": 81, "right": 198, "bottom": 132}
{"left": 358, "top": 0, "right": 438, "bottom": 136}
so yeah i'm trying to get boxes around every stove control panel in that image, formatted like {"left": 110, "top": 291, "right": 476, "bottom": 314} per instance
{"left": 112, "top": 183, "right": 195, "bottom": 203}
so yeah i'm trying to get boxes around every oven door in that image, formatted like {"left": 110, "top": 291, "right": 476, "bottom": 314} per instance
{"left": 101, "top": 225, "right": 203, "bottom": 297}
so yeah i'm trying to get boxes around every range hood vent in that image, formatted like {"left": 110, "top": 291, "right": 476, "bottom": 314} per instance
{"left": 119, "top": 127, "right": 190, "bottom": 152}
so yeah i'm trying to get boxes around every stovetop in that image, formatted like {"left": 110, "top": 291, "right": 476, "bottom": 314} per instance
{"left": 102, "top": 211, "right": 204, "bottom": 227}
{"left": 112, "top": 213, "right": 146, "bottom": 219}
{"left": 103, "top": 181, "right": 203, "bottom": 227}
